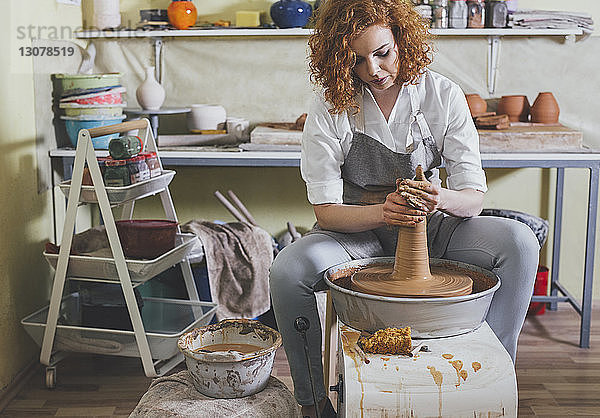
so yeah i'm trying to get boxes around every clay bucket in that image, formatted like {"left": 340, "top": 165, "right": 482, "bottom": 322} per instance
{"left": 324, "top": 257, "right": 500, "bottom": 338}
{"left": 178, "top": 319, "right": 282, "bottom": 398}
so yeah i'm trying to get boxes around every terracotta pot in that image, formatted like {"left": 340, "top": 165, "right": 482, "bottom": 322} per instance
{"left": 497, "top": 95, "right": 530, "bottom": 122}
{"left": 167, "top": 0, "right": 197, "bottom": 30}
{"left": 465, "top": 94, "right": 487, "bottom": 117}
{"left": 530, "top": 92, "right": 560, "bottom": 124}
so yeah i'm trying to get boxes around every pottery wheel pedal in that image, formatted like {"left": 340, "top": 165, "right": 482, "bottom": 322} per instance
{"left": 332, "top": 322, "right": 517, "bottom": 417}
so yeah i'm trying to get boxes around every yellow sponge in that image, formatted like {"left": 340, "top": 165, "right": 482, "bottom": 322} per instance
{"left": 236, "top": 11, "right": 261, "bottom": 27}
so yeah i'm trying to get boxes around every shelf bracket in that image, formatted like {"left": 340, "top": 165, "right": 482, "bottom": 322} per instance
{"left": 487, "top": 35, "right": 501, "bottom": 96}
{"left": 153, "top": 37, "right": 163, "bottom": 83}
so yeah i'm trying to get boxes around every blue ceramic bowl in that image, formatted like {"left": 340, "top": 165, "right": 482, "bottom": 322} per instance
{"left": 61, "top": 116, "right": 126, "bottom": 149}
{"left": 270, "top": 0, "right": 312, "bottom": 29}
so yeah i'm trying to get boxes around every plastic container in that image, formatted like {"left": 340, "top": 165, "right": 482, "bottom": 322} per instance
{"left": 127, "top": 155, "right": 151, "bottom": 184}
{"left": 61, "top": 115, "right": 126, "bottom": 149}
{"left": 54, "top": 73, "right": 121, "bottom": 94}
{"left": 529, "top": 266, "right": 548, "bottom": 315}
{"left": 448, "top": 0, "right": 468, "bottom": 28}
{"left": 78, "top": 283, "right": 145, "bottom": 331}
{"left": 485, "top": 0, "right": 507, "bottom": 28}
{"left": 432, "top": 0, "right": 449, "bottom": 29}
{"left": 61, "top": 87, "right": 126, "bottom": 106}
{"left": 141, "top": 152, "right": 161, "bottom": 178}
{"left": 467, "top": 0, "right": 485, "bottom": 28}
{"left": 104, "top": 159, "right": 131, "bottom": 187}
{"left": 115, "top": 219, "right": 178, "bottom": 259}
{"left": 21, "top": 293, "right": 217, "bottom": 360}
{"left": 109, "top": 135, "right": 143, "bottom": 160}
{"left": 60, "top": 103, "right": 126, "bottom": 118}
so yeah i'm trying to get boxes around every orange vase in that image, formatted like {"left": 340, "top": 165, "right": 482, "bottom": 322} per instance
{"left": 465, "top": 94, "right": 487, "bottom": 117}
{"left": 530, "top": 92, "right": 560, "bottom": 124}
{"left": 167, "top": 0, "right": 197, "bottom": 30}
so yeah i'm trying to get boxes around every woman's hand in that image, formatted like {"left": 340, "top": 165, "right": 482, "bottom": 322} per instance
{"left": 397, "top": 177, "right": 441, "bottom": 214}
{"left": 382, "top": 190, "right": 428, "bottom": 227}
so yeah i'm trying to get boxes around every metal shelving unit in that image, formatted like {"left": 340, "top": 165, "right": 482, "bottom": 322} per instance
{"left": 29, "top": 119, "right": 216, "bottom": 388}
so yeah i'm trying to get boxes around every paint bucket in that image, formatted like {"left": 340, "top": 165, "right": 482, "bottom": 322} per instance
{"left": 528, "top": 265, "right": 548, "bottom": 315}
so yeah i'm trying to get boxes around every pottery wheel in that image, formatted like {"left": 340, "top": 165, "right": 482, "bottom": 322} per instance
{"left": 351, "top": 166, "right": 473, "bottom": 298}
{"left": 351, "top": 263, "right": 473, "bottom": 298}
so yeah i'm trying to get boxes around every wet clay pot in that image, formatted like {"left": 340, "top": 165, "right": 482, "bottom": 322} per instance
{"left": 465, "top": 94, "right": 487, "bottom": 117}
{"left": 530, "top": 92, "right": 560, "bottom": 124}
{"left": 497, "top": 95, "right": 530, "bottom": 122}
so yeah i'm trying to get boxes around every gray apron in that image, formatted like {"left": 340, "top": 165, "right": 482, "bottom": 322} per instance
{"left": 310, "top": 85, "right": 463, "bottom": 259}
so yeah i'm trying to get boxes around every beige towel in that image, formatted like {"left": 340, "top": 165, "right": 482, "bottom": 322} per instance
{"left": 130, "top": 371, "right": 300, "bottom": 417}
{"left": 182, "top": 221, "right": 273, "bottom": 321}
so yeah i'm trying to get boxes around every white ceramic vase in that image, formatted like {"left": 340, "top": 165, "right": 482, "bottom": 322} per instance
{"left": 136, "top": 66, "right": 165, "bottom": 111}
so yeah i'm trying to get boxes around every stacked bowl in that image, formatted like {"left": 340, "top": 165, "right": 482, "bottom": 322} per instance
{"left": 56, "top": 73, "right": 127, "bottom": 149}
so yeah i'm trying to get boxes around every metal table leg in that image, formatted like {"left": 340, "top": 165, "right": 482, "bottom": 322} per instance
{"left": 550, "top": 168, "right": 565, "bottom": 311}
{"left": 580, "top": 166, "right": 599, "bottom": 348}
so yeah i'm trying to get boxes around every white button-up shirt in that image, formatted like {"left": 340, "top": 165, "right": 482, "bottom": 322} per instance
{"left": 301, "top": 70, "right": 487, "bottom": 205}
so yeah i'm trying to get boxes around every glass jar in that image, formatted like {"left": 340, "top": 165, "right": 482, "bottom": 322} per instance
{"left": 467, "top": 0, "right": 485, "bottom": 28}
{"left": 108, "top": 135, "right": 143, "bottom": 160}
{"left": 140, "top": 152, "right": 161, "bottom": 178}
{"left": 104, "top": 159, "right": 131, "bottom": 187}
{"left": 485, "top": 0, "right": 507, "bottom": 28}
{"left": 448, "top": 0, "right": 468, "bottom": 29}
{"left": 414, "top": 4, "right": 433, "bottom": 27}
{"left": 97, "top": 157, "right": 110, "bottom": 176}
{"left": 432, "top": 0, "right": 448, "bottom": 29}
{"left": 126, "top": 156, "right": 150, "bottom": 184}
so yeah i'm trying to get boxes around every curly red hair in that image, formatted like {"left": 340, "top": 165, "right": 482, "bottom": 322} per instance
{"left": 308, "top": 0, "right": 433, "bottom": 114}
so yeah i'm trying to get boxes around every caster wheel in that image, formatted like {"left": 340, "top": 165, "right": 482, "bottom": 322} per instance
{"left": 45, "top": 367, "right": 56, "bottom": 389}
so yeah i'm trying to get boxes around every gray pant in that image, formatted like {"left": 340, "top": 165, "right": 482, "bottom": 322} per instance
{"left": 269, "top": 216, "right": 539, "bottom": 406}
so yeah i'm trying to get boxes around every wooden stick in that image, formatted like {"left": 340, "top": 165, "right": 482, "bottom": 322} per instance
{"left": 214, "top": 191, "right": 248, "bottom": 223}
{"left": 226, "top": 190, "right": 257, "bottom": 226}
{"left": 87, "top": 120, "right": 149, "bottom": 138}
{"left": 287, "top": 222, "right": 301, "bottom": 242}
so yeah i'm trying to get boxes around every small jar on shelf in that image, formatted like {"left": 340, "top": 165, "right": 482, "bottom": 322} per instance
{"left": 104, "top": 159, "right": 131, "bottom": 187}
{"left": 140, "top": 152, "right": 161, "bottom": 178}
{"left": 448, "top": 0, "right": 468, "bottom": 29}
{"left": 431, "top": 0, "right": 449, "bottom": 29}
{"left": 414, "top": 1, "right": 433, "bottom": 27}
{"left": 485, "top": 0, "right": 508, "bottom": 28}
{"left": 467, "top": 0, "right": 485, "bottom": 28}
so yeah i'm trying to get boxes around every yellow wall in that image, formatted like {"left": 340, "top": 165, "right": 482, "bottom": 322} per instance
{"left": 0, "top": 0, "right": 81, "bottom": 394}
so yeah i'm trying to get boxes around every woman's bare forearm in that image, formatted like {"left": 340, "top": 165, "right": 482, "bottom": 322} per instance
{"left": 313, "top": 203, "right": 386, "bottom": 233}
{"left": 437, "top": 188, "right": 484, "bottom": 218}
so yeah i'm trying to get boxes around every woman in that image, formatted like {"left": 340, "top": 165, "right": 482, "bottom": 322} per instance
{"left": 270, "top": 0, "right": 539, "bottom": 416}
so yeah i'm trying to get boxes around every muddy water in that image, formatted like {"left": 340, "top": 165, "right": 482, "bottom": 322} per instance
{"left": 196, "top": 343, "right": 263, "bottom": 354}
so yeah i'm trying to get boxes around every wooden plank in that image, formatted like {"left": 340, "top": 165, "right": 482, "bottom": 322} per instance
{"left": 250, "top": 126, "right": 303, "bottom": 145}
{"left": 479, "top": 124, "right": 584, "bottom": 152}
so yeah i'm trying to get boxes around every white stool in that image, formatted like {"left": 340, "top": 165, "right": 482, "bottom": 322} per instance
{"left": 334, "top": 322, "right": 517, "bottom": 417}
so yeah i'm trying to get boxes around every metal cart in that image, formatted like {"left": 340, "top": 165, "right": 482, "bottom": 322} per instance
{"left": 23, "top": 119, "right": 216, "bottom": 388}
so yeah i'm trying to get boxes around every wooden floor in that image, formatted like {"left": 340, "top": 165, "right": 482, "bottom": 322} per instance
{"left": 1, "top": 304, "right": 598, "bottom": 417}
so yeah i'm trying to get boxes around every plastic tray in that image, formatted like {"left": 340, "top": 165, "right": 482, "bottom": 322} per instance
{"left": 21, "top": 294, "right": 217, "bottom": 360}
{"left": 59, "top": 170, "right": 175, "bottom": 205}
{"left": 43, "top": 233, "right": 200, "bottom": 282}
